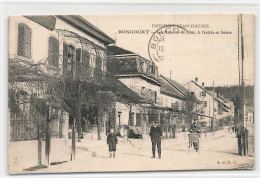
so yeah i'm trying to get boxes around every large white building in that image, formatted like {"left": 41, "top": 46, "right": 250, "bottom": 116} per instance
{"left": 107, "top": 45, "right": 189, "bottom": 138}
{"left": 184, "top": 78, "right": 233, "bottom": 127}
{"left": 8, "top": 15, "right": 115, "bottom": 172}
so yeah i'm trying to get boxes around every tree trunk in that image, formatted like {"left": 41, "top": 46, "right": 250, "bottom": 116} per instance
{"left": 37, "top": 114, "right": 42, "bottom": 166}
{"left": 128, "top": 105, "right": 133, "bottom": 126}
{"left": 76, "top": 102, "right": 82, "bottom": 142}
{"left": 71, "top": 119, "right": 76, "bottom": 160}
{"left": 97, "top": 111, "right": 101, "bottom": 140}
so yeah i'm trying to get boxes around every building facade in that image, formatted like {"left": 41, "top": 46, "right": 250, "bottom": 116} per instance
{"left": 184, "top": 78, "right": 232, "bottom": 128}
{"left": 107, "top": 45, "right": 191, "bottom": 138}
{"left": 8, "top": 15, "right": 114, "bottom": 170}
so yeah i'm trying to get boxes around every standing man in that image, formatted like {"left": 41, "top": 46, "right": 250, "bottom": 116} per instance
{"left": 149, "top": 121, "right": 162, "bottom": 159}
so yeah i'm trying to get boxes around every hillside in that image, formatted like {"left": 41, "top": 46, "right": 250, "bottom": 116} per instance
{"left": 205, "top": 85, "right": 254, "bottom": 107}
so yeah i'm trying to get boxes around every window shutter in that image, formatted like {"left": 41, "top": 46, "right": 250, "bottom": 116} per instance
{"left": 48, "top": 37, "right": 59, "bottom": 67}
{"left": 24, "top": 27, "right": 31, "bottom": 58}
{"left": 53, "top": 38, "right": 59, "bottom": 67}
{"left": 18, "top": 24, "right": 31, "bottom": 58}
{"left": 63, "top": 43, "right": 68, "bottom": 69}
{"left": 18, "top": 25, "right": 25, "bottom": 56}
{"left": 76, "top": 48, "right": 81, "bottom": 79}
{"left": 82, "top": 50, "right": 90, "bottom": 67}
{"left": 48, "top": 38, "right": 54, "bottom": 65}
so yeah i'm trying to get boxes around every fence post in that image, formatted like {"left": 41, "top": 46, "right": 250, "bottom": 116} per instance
{"left": 37, "top": 114, "right": 42, "bottom": 166}
{"left": 71, "top": 119, "right": 76, "bottom": 161}
{"left": 62, "top": 111, "right": 70, "bottom": 159}
{"left": 45, "top": 105, "right": 51, "bottom": 166}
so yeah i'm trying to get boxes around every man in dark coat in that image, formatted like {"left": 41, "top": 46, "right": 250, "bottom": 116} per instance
{"left": 188, "top": 121, "right": 201, "bottom": 151}
{"left": 188, "top": 122, "right": 201, "bottom": 133}
{"left": 149, "top": 121, "right": 162, "bottom": 159}
{"left": 107, "top": 128, "right": 118, "bottom": 158}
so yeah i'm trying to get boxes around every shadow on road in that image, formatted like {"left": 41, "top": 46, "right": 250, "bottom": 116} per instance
{"left": 121, "top": 152, "right": 150, "bottom": 158}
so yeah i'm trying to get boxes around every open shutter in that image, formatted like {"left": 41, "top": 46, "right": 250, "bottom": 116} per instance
{"left": 18, "top": 25, "right": 25, "bottom": 56}
{"left": 48, "top": 37, "right": 54, "bottom": 66}
{"left": 82, "top": 50, "right": 90, "bottom": 80}
{"left": 53, "top": 38, "right": 59, "bottom": 67}
{"left": 24, "top": 27, "right": 31, "bottom": 58}
{"left": 18, "top": 24, "right": 31, "bottom": 58}
{"left": 76, "top": 48, "right": 81, "bottom": 80}
{"left": 63, "top": 43, "right": 68, "bottom": 78}
{"left": 82, "top": 50, "right": 90, "bottom": 67}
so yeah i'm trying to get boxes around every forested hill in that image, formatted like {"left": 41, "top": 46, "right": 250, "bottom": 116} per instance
{"left": 205, "top": 85, "right": 254, "bottom": 106}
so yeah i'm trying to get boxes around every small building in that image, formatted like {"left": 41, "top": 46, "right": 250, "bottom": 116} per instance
{"left": 246, "top": 106, "right": 254, "bottom": 124}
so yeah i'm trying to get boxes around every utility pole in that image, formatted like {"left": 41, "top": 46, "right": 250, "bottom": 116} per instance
{"left": 212, "top": 80, "right": 215, "bottom": 136}
{"left": 237, "top": 13, "right": 248, "bottom": 156}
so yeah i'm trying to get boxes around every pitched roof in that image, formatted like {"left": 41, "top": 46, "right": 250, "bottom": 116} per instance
{"left": 107, "top": 45, "right": 152, "bottom": 63}
{"left": 185, "top": 80, "right": 231, "bottom": 109}
{"left": 107, "top": 45, "right": 135, "bottom": 55}
{"left": 158, "top": 77, "right": 186, "bottom": 100}
{"left": 114, "top": 80, "right": 147, "bottom": 104}
{"left": 160, "top": 75, "right": 189, "bottom": 97}
{"left": 57, "top": 15, "right": 115, "bottom": 45}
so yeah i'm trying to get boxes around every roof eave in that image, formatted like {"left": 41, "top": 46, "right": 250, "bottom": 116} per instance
{"left": 57, "top": 15, "right": 115, "bottom": 45}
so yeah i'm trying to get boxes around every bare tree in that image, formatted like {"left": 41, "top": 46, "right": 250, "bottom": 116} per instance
{"left": 179, "top": 92, "right": 198, "bottom": 127}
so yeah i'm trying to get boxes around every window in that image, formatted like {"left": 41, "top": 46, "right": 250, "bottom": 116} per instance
{"left": 135, "top": 113, "right": 142, "bottom": 127}
{"left": 202, "top": 101, "right": 207, "bottom": 107}
{"left": 200, "top": 91, "right": 206, "bottom": 97}
{"left": 141, "top": 61, "right": 145, "bottom": 72}
{"left": 18, "top": 23, "right": 31, "bottom": 58}
{"left": 76, "top": 48, "right": 81, "bottom": 79}
{"left": 154, "top": 91, "right": 157, "bottom": 103}
{"left": 172, "top": 101, "right": 179, "bottom": 112}
{"left": 150, "top": 64, "right": 155, "bottom": 74}
{"left": 63, "top": 43, "right": 75, "bottom": 79}
{"left": 48, "top": 37, "right": 59, "bottom": 67}
{"left": 141, "top": 86, "right": 145, "bottom": 92}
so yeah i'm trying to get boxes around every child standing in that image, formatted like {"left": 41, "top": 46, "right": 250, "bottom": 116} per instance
{"left": 107, "top": 128, "right": 118, "bottom": 158}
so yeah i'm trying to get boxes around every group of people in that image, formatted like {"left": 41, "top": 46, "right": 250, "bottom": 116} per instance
{"left": 106, "top": 121, "right": 163, "bottom": 159}
{"left": 106, "top": 121, "right": 200, "bottom": 159}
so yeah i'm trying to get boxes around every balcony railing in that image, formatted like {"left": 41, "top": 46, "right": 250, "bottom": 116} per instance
{"left": 139, "top": 67, "right": 159, "bottom": 81}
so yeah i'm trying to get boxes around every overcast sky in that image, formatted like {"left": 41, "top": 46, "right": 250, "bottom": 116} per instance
{"left": 83, "top": 14, "right": 254, "bottom": 87}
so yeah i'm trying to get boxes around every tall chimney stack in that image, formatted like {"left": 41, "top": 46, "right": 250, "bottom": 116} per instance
{"left": 202, "top": 82, "right": 204, "bottom": 87}
{"left": 195, "top": 77, "right": 198, "bottom": 83}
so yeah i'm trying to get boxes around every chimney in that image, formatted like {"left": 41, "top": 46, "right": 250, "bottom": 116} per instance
{"left": 202, "top": 82, "right": 204, "bottom": 87}
{"left": 195, "top": 77, "right": 198, "bottom": 83}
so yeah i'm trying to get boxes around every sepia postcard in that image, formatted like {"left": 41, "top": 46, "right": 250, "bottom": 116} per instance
{"left": 8, "top": 14, "right": 254, "bottom": 174}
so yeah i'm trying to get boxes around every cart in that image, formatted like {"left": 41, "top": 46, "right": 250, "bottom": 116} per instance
{"left": 188, "top": 133, "right": 200, "bottom": 153}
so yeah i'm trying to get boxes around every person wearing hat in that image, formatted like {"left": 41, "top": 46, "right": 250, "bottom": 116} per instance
{"left": 188, "top": 120, "right": 201, "bottom": 151}
{"left": 149, "top": 121, "right": 162, "bottom": 159}
{"left": 188, "top": 119, "right": 201, "bottom": 133}
{"left": 107, "top": 128, "right": 118, "bottom": 158}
